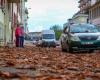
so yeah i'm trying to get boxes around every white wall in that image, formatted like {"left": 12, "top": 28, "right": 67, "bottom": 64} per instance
{"left": 91, "top": 0, "right": 96, "bottom": 5}
{"left": 73, "top": 15, "right": 88, "bottom": 24}
{"left": 0, "top": 9, "right": 4, "bottom": 45}
{"left": 0, "top": 10, "right": 4, "bottom": 23}
{"left": 20, "top": 0, "right": 28, "bottom": 33}
{"left": 13, "top": 3, "right": 17, "bottom": 14}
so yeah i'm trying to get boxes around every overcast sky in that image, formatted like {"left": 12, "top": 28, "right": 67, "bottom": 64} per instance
{"left": 26, "top": 0, "right": 79, "bottom": 32}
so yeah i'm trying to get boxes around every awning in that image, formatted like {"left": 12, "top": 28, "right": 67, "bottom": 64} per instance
{"left": 7, "top": 0, "right": 20, "bottom": 3}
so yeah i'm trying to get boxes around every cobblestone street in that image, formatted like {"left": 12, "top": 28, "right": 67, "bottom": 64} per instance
{"left": 0, "top": 0, "right": 100, "bottom": 80}
{"left": 0, "top": 46, "right": 100, "bottom": 80}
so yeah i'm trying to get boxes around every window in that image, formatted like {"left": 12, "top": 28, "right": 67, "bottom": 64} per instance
{"left": 0, "top": 0, "right": 5, "bottom": 8}
{"left": 89, "top": 10, "right": 91, "bottom": 19}
{"left": 92, "top": 9, "right": 94, "bottom": 19}
{"left": 97, "top": 6, "right": 99, "bottom": 17}
{"left": 95, "top": 7, "right": 98, "bottom": 17}
{"left": 99, "top": 6, "right": 100, "bottom": 16}
{"left": 0, "top": 25, "right": 4, "bottom": 41}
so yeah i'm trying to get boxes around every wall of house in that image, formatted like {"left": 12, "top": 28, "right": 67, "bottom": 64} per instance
{"left": 4, "top": 1, "right": 12, "bottom": 45}
{"left": 89, "top": 1, "right": 100, "bottom": 26}
{"left": 20, "top": 0, "right": 28, "bottom": 34}
{"left": 0, "top": 0, "right": 28, "bottom": 46}
{"left": 0, "top": 9, "right": 5, "bottom": 46}
{"left": 12, "top": 3, "right": 18, "bottom": 42}
{"left": 73, "top": 14, "right": 88, "bottom": 24}
{"left": 24, "top": 9, "right": 28, "bottom": 34}
{"left": 91, "top": 17, "right": 100, "bottom": 26}
{"left": 91, "top": 0, "right": 96, "bottom": 5}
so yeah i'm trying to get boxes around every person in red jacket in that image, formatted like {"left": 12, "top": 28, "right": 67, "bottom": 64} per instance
{"left": 15, "top": 24, "right": 21, "bottom": 47}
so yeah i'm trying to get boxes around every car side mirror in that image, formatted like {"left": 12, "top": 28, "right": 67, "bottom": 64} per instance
{"left": 63, "top": 27, "right": 68, "bottom": 34}
{"left": 63, "top": 30, "right": 68, "bottom": 34}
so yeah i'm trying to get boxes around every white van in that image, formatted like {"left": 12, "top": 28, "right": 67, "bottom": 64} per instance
{"left": 41, "top": 30, "right": 56, "bottom": 47}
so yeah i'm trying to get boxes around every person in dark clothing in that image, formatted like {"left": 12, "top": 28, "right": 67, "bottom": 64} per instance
{"left": 20, "top": 26, "right": 25, "bottom": 47}
{"left": 15, "top": 24, "right": 21, "bottom": 47}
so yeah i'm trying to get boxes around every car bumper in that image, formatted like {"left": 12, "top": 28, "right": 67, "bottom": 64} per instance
{"left": 69, "top": 40, "right": 100, "bottom": 50}
{"left": 42, "top": 42, "right": 56, "bottom": 47}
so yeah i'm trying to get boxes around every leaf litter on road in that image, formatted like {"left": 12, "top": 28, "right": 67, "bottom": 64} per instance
{"left": 0, "top": 46, "right": 100, "bottom": 80}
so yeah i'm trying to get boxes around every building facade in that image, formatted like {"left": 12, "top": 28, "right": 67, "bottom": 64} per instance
{"left": 78, "top": 0, "right": 100, "bottom": 27}
{"left": 20, "top": 0, "right": 28, "bottom": 34}
{"left": 63, "top": 12, "right": 88, "bottom": 28}
{"left": 78, "top": 0, "right": 91, "bottom": 14}
{"left": 0, "top": 0, "right": 5, "bottom": 46}
{"left": 0, "top": 0, "right": 28, "bottom": 46}
{"left": 72, "top": 12, "right": 88, "bottom": 24}
{"left": 89, "top": 0, "right": 100, "bottom": 26}
{"left": 24, "top": 8, "right": 28, "bottom": 34}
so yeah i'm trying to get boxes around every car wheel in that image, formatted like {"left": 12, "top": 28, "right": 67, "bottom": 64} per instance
{"left": 67, "top": 45, "right": 73, "bottom": 53}
{"left": 61, "top": 42, "right": 66, "bottom": 52}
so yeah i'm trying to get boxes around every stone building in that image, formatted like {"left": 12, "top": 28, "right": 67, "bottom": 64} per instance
{"left": 72, "top": 11, "right": 88, "bottom": 24}
{"left": 78, "top": 0, "right": 100, "bottom": 27}
{"left": 0, "top": 0, "right": 28, "bottom": 46}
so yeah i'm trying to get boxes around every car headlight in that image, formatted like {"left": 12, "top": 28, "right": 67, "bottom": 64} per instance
{"left": 53, "top": 40, "right": 56, "bottom": 43}
{"left": 97, "top": 36, "right": 100, "bottom": 40}
{"left": 70, "top": 36, "right": 80, "bottom": 41}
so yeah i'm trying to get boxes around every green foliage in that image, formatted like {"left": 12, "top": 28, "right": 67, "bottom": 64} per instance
{"left": 50, "top": 25, "right": 62, "bottom": 40}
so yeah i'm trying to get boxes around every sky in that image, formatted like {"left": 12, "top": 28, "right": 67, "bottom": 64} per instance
{"left": 26, "top": 0, "right": 79, "bottom": 32}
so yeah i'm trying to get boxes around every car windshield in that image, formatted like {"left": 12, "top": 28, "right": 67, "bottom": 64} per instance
{"left": 70, "top": 24, "right": 99, "bottom": 33}
{"left": 42, "top": 34, "right": 55, "bottom": 39}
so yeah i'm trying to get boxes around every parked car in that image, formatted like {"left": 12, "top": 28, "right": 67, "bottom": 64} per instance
{"left": 35, "top": 39, "right": 41, "bottom": 47}
{"left": 55, "top": 40, "right": 60, "bottom": 46}
{"left": 40, "top": 30, "right": 56, "bottom": 47}
{"left": 60, "top": 23, "right": 100, "bottom": 52}
{"left": 33, "top": 40, "right": 37, "bottom": 45}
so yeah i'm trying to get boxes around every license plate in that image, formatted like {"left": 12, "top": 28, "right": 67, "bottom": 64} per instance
{"left": 81, "top": 42, "right": 93, "bottom": 45}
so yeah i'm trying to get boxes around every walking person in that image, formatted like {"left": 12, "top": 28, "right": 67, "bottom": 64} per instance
{"left": 20, "top": 26, "right": 25, "bottom": 48}
{"left": 15, "top": 24, "right": 21, "bottom": 47}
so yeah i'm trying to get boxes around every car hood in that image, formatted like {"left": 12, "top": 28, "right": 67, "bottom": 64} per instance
{"left": 72, "top": 32, "right": 100, "bottom": 37}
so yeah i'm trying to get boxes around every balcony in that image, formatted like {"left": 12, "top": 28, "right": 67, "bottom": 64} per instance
{"left": 78, "top": 0, "right": 82, "bottom": 3}
{"left": 7, "top": 0, "right": 20, "bottom": 3}
{"left": 96, "top": 0, "right": 100, "bottom": 3}
{"left": 96, "top": 0, "right": 100, "bottom": 2}
{"left": 25, "top": 8, "right": 28, "bottom": 14}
